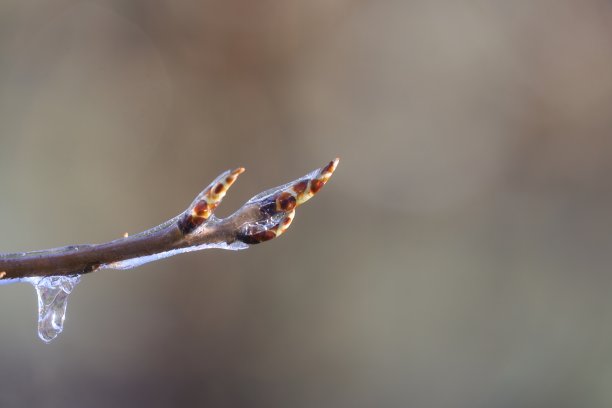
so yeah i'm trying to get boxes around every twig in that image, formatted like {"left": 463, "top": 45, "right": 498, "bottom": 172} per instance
{"left": 0, "top": 158, "right": 339, "bottom": 281}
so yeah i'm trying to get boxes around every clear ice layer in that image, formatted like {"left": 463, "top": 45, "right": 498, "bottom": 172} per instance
{"left": 245, "top": 168, "right": 319, "bottom": 205}
{"left": 0, "top": 159, "right": 337, "bottom": 343}
{"left": 29, "top": 275, "right": 81, "bottom": 343}
{"left": 5, "top": 240, "right": 248, "bottom": 344}
{"left": 103, "top": 240, "right": 248, "bottom": 270}
{"left": 239, "top": 212, "right": 286, "bottom": 236}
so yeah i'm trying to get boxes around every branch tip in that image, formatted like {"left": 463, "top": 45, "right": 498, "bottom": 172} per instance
{"left": 235, "top": 157, "right": 339, "bottom": 244}
{"left": 178, "top": 166, "right": 246, "bottom": 235}
{"left": 0, "top": 158, "right": 338, "bottom": 279}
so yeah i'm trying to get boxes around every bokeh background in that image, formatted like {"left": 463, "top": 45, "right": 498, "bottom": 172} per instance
{"left": 1, "top": 0, "right": 612, "bottom": 406}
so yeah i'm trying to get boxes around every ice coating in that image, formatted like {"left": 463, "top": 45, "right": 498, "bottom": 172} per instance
{"left": 236, "top": 158, "right": 338, "bottom": 245}
{"left": 0, "top": 277, "right": 32, "bottom": 285}
{"left": 29, "top": 275, "right": 81, "bottom": 343}
{"left": 103, "top": 240, "right": 248, "bottom": 270}
{"left": 178, "top": 167, "right": 245, "bottom": 235}
{"left": 0, "top": 158, "right": 339, "bottom": 343}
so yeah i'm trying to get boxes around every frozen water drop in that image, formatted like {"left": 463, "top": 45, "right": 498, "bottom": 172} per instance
{"left": 29, "top": 275, "right": 81, "bottom": 343}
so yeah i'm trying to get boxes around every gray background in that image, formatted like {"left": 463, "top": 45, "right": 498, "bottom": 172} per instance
{"left": 1, "top": 1, "right": 612, "bottom": 407}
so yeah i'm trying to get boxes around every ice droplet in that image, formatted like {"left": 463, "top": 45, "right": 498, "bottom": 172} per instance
{"left": 29, "top": 275, "right": 81, "bottom": 343}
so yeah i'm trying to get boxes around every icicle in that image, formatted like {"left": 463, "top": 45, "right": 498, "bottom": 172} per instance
{"left": 29, "top": 275, "right": 81, "bottom": 343}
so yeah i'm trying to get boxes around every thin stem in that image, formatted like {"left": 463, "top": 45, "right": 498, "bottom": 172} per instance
{"left": 0, "top": 158, "right": 339, "bottom": 281}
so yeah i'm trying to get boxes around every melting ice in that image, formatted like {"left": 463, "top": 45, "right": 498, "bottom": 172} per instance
{"left": 7, "top": 241, "right": 247, "bottom": 344}
{"left": 28, "top": 275, "right": 81, "bottom": 343}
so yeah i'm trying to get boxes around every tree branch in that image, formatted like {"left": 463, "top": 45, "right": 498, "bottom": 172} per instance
{"left": 0, "top": 158, "right": 339, "bottom": 281}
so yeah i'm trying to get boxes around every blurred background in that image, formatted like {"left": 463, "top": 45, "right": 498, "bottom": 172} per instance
{"left": 1, "top": 0, "right": 612, "bottom": 406}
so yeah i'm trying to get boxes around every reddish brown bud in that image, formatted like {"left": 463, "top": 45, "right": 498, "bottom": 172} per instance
{"left": 276, "top": 192, "right": 297, "bottom": 212}
{"left": 322, "top": 160, "right": 335, "bottom": 174}
{"left": 238, "top": 230, "right": 276, "bottom": 244}
{"left": 310, "top": 179, "right": 324, "bottom": 194}
{"left": 178, "top": 214, "right": 205, "bottom": 235}
{"left": 193, "top": 201, "right": 209, "bottom": 217}
{"left": 293, "top": 180, "right": 308, "bottom": 195}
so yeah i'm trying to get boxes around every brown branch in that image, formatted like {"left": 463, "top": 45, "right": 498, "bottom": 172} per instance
{"left": 0, "top": 158, "right": 339, "bottom": 281}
